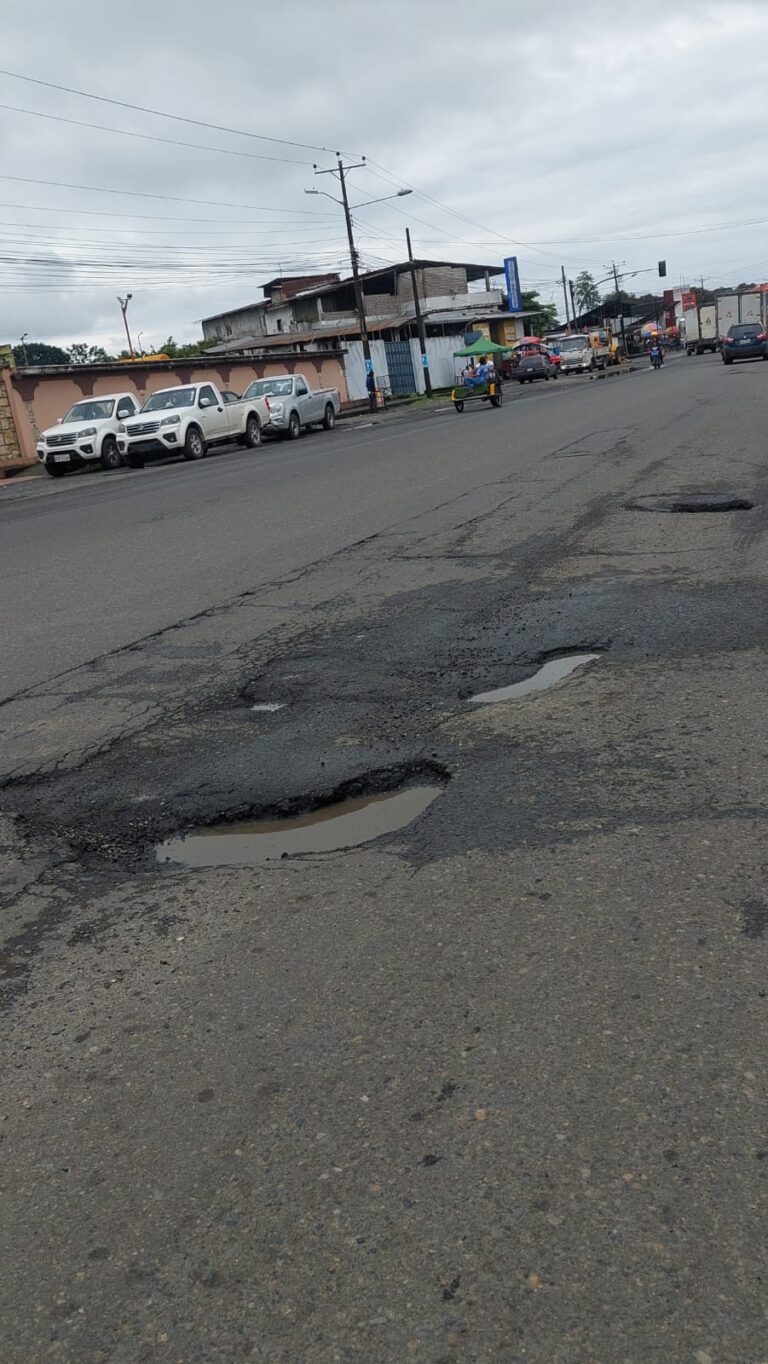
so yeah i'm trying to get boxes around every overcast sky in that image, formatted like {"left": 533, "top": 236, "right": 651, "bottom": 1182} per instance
{"left": 3, "top": 0, "right": 768, "bottom": 353}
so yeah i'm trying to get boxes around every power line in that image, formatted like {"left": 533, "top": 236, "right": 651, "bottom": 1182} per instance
{"left": 0, "top": 174, "right": 338, "bottom": 215}
{"left": 0, "top": 67, "right": 355, "bottom": 156}
{"left": 0, "top": 102, "right": 315, "bottom": 167}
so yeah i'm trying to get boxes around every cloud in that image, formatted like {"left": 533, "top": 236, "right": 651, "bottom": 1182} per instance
{"left": 2, "top": 0, "right": 768, "bottom": 347}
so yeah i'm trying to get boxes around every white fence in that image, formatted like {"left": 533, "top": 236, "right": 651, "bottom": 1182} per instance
{"left": 343, "top": 335, "right": 463, "bottom": 401}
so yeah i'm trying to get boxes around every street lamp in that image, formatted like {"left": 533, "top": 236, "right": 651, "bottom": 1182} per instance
{"left": 137, "top": 332, "right": 145, "bottom": 356}
{"left": 19, "top": 332, "right": 28, "bottom": 366}
{"left": 117, "top": 294, "right": 134, "bottom": 358}
{"left": 305, "top": 159, "right": 412, "bottom": 407}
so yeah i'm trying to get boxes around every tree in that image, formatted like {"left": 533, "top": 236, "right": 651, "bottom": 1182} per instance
{"left": 12, "top": 341, "right": 70, "bottom": 366}
{"left": 157, "top": 335, "right": 212, "bottom": 359}
{"left": 574, "top": 271, "right": 600, "bottom": 313}
{"left": 67, "top": 343, "right": 110, "bottom": 365}
{"left": 521, "top": 290, "right": 559, "bottom": 334}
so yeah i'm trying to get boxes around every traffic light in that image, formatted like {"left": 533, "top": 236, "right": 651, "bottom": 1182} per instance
{"left": 658, "top": 260, "right": 667, "bottom": 277}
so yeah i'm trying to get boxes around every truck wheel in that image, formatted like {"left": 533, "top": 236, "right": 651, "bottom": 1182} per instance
{"left": 184, "top": 425, "right": 206, "bottom": 460}
{"left": 244, "top": 413, "right": 262, "bottom": 448}
{"left": 100, "top": 435, "right": 122, "bottom": 471}
{"left": 287, "top": 411, "right": 301, "bottom": 440}
{"left": 453, "top": 400, "right": 464, "bottom": 413}
{"left": 322, "top": 403, "right": 336, "bottom": 430}
{"left": 44, "top": 463, "right": 66, "bottom": 478}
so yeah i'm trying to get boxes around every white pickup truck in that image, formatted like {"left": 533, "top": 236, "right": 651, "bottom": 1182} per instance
{"left": 36, "top": 392, "right": 140, "bottom": 477}
{"left": 116, "top": 382, "right": 270, "bottom": 468}
{"left": 242, "top": 375, "right": 341, "bottom": 439}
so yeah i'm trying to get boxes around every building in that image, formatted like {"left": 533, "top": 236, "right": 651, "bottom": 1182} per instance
{"left": 201, "top": 260, "right": 535, "bottom": 399}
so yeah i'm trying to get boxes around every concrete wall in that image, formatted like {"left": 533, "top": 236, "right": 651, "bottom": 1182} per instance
{"left": 8, "top": 354, "right": 349, "bottom": 462}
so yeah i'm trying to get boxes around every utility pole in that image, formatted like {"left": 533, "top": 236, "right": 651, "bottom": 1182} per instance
{"left": 561, "top": 266, "right": 571, "bottom": 330}
{"left": 19, "top": 332, "right": 28, "bottom": 366}
{"left": 117, "top": 294, "right": 134, "bottom": 358}
{"left": 406, "top": 228, "right": 432, "bottom": 397}
{"left": 569, "top": 278, "right": 578, "bottom": 330}
{"left": 611, "top": 262, "right": 626, "bottom": 357}
{"left": 307, "top": 162, "right": 412, "bottom": 409}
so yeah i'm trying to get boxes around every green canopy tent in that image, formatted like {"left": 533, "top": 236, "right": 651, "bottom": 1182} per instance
{"left": 453, "top": 336, "right": 514, "bottom": 357}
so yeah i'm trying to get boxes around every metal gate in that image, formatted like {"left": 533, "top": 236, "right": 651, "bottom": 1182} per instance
{"left": 384, "top": 339, "right": 416, "bottom": 396}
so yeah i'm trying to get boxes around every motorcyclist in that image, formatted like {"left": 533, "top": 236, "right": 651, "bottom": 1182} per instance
{"left": 649, "top": 339, "right": 663, "bottom": 368}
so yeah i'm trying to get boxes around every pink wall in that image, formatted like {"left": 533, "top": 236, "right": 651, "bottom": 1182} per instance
{"left": 7, "top": 354, "right": 349, "bottom": 464}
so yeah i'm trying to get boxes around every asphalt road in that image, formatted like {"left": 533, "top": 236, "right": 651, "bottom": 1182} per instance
{"left": 0, "top": 366, "right": 678, "bottom": 699}
{"left": 2, "top": 352, "right": 768, "bottom": 1363}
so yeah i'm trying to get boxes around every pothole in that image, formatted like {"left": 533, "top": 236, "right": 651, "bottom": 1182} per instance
{"left": 470, "top": 652, "right": 601, "bottom": 704}
{"left": 625, "top": 493, "right": 754, "bottom": 513}
{"left": 156, "top": 785, "right": 444, "bottom": 868}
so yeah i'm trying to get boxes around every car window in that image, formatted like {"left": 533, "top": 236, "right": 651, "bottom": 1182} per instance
{"left": 62, "top": 399, "right": 116, "bottom": 422}
{"left": 198, "top": 385, "right": 218, "bottom": 406}
{"left": 296, "top": 378, "right": 308, "bottom": 396}
{"left": 729, "top": 324, "right": 761, "bottom": 337}
{"left": 116, "top": 399, "right": 135, "bottom": 418}
{"left": 244, "top": 378, "right": 293, "bottom": 398}
{"left": 221, "top": 391, "right": 240, "bottom": 404}
{"left": 143, "top": 387, "right": 195, "bottom": 412}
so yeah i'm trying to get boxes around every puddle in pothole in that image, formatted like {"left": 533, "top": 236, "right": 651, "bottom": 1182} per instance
{"left": 470, "top": 653, "right": 601, "bottom": 704}
{"left": 157, "top": 786, "right": 443, "bottom": 868}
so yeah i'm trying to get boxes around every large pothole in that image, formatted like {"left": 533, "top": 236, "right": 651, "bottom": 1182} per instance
{"left": 156, "top": 765, "right": 449, "bottom": 869}
{"left": 625, "top": 493, "right": 754, "bottom": 513}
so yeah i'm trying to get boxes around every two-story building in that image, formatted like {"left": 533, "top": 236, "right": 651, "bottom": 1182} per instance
{"left": 201, "top": 259, "right": 532, "bottom": 399}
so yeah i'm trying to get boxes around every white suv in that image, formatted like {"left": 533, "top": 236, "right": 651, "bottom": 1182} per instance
{"left": 36, "top": 393, "right": 140, "bottom": 477}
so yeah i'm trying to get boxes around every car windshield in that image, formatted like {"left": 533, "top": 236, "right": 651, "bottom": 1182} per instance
{"left": 62, "top": 399, "right": 115, "bottom": 422}
{"left": 244, "top": 379, "right": 294, "bottom": 398}
{"left": 558, "top": 337, "right": 589, "bottom": 352}
{"left": 729, "top": 324, "right": 761, "bottom": 337}
{"left": 142, "top": 387, "right": 196, "bottom": 412}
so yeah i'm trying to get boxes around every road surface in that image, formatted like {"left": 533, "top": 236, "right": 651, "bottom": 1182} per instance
{"left": 2, "top": 354, "right": 767, "bottom": 1363}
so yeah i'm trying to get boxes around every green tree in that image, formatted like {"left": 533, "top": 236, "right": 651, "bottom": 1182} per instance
{"left": 574, "top": 271, "right": 600, "bottom": 313}
{"left": 157, "top": 335, "right": 212, "bottom": 359}
{"left": 521, "top": 290, "right": 559, "bottom": 334}
{"left": 12, "top": 341, "right": 70, "bottom": 366}
{"left": 67, "top": 343, "right": 110, "bottom": 365}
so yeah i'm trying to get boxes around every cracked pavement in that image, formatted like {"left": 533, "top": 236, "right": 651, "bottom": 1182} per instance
{"left": 1, "top": 355, "right": 767, "bottom": 1363}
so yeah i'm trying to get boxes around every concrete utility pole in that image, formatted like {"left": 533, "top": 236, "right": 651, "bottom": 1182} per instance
{"left": 406, "top": 228, "right": 432, "bottom": 397}
{"left": 569, "top": 278, "right": 578, "bottom": 329}
{"left": 611, "top": 262, "right": 627, "bottom": 357}
{"left": 117, "top": 294, "right": 134, "bottom": 358}
{"left": 306, "top": 162, "right": 411, "bottom": 408}
{"left": 19, "top": 332, "right": 29, "bottom": 366}
{"left": 561, "top": 266, "right": 571, "bottom": 329}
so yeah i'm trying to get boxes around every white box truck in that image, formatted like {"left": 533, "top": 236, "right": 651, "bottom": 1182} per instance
{"left": 683, "top": 303, "right": 718, "bottom": 356}
{"left": 716, "top": 291, "right": 766, "bottom": 341}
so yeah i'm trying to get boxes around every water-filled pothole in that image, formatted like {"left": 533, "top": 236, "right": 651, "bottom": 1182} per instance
{"left": 470, "top": 653, "right": 601, "bottom": 704}
{"left": 625, "top": 493, "right": 754, "bottom": 513}
{"left": 157, "top": 786, "right": 443, "bottom": 868}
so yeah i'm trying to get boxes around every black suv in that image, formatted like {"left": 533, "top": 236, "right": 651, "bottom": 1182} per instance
{"left": 722, "top": 323, "right": 768, "bottom": 364}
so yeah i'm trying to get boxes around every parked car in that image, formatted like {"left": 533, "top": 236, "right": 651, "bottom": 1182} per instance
{"left": 242, "top": 375, "right": 341, "bottom": 439}
{"left": 721, "top": 323, "right": 768, "bottom": 365}
{"left": 515, "top": 352, "right": 558, "bottom": 384}
{"left": 36, "top": 392, "right": 140, "bottom": 477}
{"left": 116, "top": 382, "right": 270, "bottom": 468}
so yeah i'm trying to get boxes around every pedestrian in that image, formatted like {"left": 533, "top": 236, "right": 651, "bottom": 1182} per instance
{"left": 366, "top": 370, "right": 376, "bottom": 413}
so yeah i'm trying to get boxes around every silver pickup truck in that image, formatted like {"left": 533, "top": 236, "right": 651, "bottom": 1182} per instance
{"left": 242, "top": 375, "right": 341, "bottom": 440}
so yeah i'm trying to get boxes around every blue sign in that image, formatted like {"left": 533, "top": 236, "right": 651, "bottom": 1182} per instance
{"left": 504, "top": 256, "right": 522, "bottom": 313}
{"left": 421, "top": 352, "right": 429, "bottom": 367}
{"left": 365, "top": 358, "right": 374, "bottom": 374}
